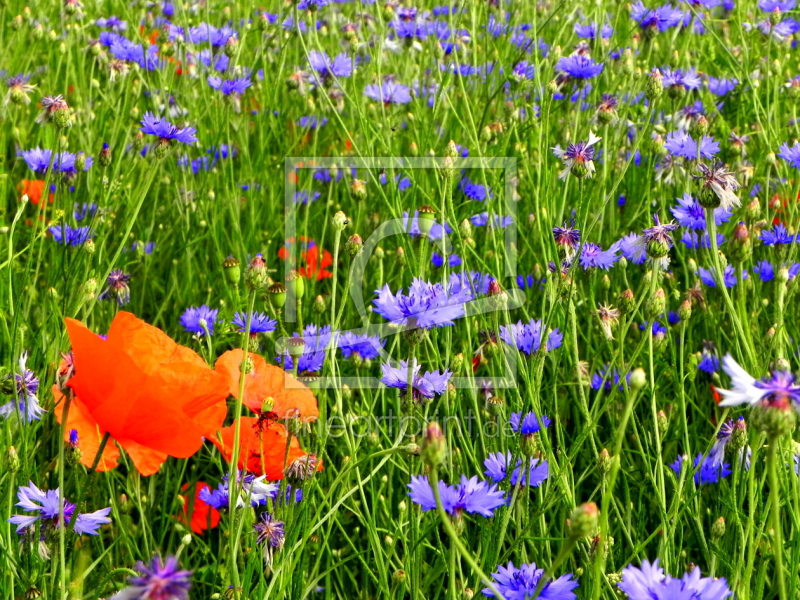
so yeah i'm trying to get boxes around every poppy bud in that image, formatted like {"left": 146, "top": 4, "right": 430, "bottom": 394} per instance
{"left": 267, "top": 282, "right": 287, "bottom": 309}
{"left": 222, "top": 255, "right": 241, "bottom": 286}
{"left": 567, "top": 502, "right": 599, "bottom": 540}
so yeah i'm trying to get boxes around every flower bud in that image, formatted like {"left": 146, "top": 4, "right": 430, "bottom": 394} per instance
{"left": 313, "top": 294, "right": 326, "bottom": 314}
{"left": 689, "top": 115, "right": 709, "bottom": 137}
{"left": 245, "top": 253, "right": 269, "bottom": 291}
{"left": 7, "top": 446, "right": 19, "bottom": 473}
{"left": 657, "top": 410, "right": 669, "bottom": 437}
{"left": 267, "top": 282, "right": 287, "bottom": 309}
{"left": 99, "top": 143, "right": 112, "bottom": 167}
{"left": 222, "top": 256, "right": 241, "bottom": 286}
{"left": 618, "top": 289, "right": 636, "bottom": 315}
{"left": 630, "top": 368, "right": 647, "bottom": 391}
{"left": 647, "top": 288, "right": 666, "bottom": 319}
{"left": 417, "top": 205, "right": 436, "bottom": 237}
{"left": 711, "top": 517, "right": 726, "bottom": 542}
{"left": 678, "top": 299, "right": 692, "bottom": 321}
{"left": 345, "top": 234, "right": 363, "bottom": 258}
{"left": 395, "top": 247, "right": 407, "bottom": 267}
{"left": 646, "top": 68, "right": 664, "bottom": 101}
{"left": 332, "top": 211, "right": 349, "bottom": 231}
{"left": 421, "top": 422, "right": 447, "bottom": 466}
{"left": 598, "top": 448, "right": 612, "bottom": 476}
{"left": 567, "top": 502, "right": 599, "bottom": 540}
{"left": 350, "top": 179, "right": 367, "bottom": 202}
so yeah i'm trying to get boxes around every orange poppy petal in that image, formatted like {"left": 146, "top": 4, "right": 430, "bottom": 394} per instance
{"left": 117, "top": 438, "right": 169, "bottom": 476}
{"left": 210, "top": 417, "right": 309, "bottom": 479}
{"left": 53, "top": 387, "right": 120, "bottom": 472}
{"left": 215, "top": 349, "right": 319, "bottom": 421}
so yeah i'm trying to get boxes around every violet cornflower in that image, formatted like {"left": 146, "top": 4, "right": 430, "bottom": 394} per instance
{"left": 717, "top": 355, "right": 800, "bottom": 409}
{"left": 408, "top": 474, "right": 507, "bottom": 517}
{"left": 697, "top": 265, "right": 744, "bottom": 288}
{"left": 760, "top": 223, "right": 795, "bottom": 245}
{"left": 98, "top": 269, "right": 131, "bottom": 306}
{"left": 207, "top": 76, "right": 251, "bottom": 95}
{"left": 179, "top": 305, "right": 219, "bottom": 336}
{"left": 49, "top": 224, "right": 94, "bottom": 246}
{"left": 555, "top": 55, "right": 604, "bottom": 80}
{"left": 232, "top": 311, "right": 277, "bottom": 334}
{"left": 483, "top": 452, "right": 549, "bottom": 487}
{"left": 276, "top": 324, "right": 331, "bottom": 373}
{"left": 8, "top": 481, "right": 111, "bottom": 535}
{"left": 373, "top": 278, "right": 473, "bottom": 329}
{"left": 778, "top": 142, "right": 800, "bottom": 168}
{"left": 630, "top": 1, "right": 685, "bottom": 33}
{"left": 552, "top": 132, "right": 601, "bottom": 179}
{"left": 380, "top": 359, "right": 451, "bottom": 403}
{"left": 500, "top": 319, "right": 563, "bottom": 355}
{"left": 483, "top": 562, "right": 579, "bottom": 600}
{"left": 663, "top": 131, "right": 719, "bottom": 160}
{"left": 618, "top": 559, "right": 732, "bottom": 600}
{"left": 337, "top": 331, "right": 385, "bottom": 360}
{"left": 670, "top": 193, "right": 732, "bottom": 229}
{"left": 364, "top": 81, "right": 412, "bottom": 104}
{"left": 140, "top": 112, "right": 198, "bottom": 145}
{"left": 0, "top": 353, "right": 45, "bottom": 423}
{"left": 579, "top": 242, "right": 619, "bottom": 270}
{"left": 198, "top": 471, "right": 279, "bottom": 510}
{"left": 591, "top": 365, "right": 631, "bottom": 392}
{"left": 670, "top": 453, "right": 732, "bottom": 484}
{"left": 308, "top": 51, "right": 353, "bottom": 84}
{"left": 110, "top": 556, "right": 191, "bottom": 600}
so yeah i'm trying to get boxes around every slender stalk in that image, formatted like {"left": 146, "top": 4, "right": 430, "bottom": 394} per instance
{"left": 57, "top": 392, "right": 73, "bottom": 600}
{"left": 767, "top": 440, "right": 787, "bottom": 600}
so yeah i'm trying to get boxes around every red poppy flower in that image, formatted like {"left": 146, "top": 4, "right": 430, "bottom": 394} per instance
{"left": 17, "top": 180, "right": 52, "bottom": 205}
{"left": 215, "top": 349, "right": 319, "bottom": 421}
{"left": 56, "top": 311, "right": 229, "bottom": 476}
{"left": 210, "top": 417, "right": 318, "bottom": 479}
{"left": 278, "top": 237, "right": 333, "bottom": 281}
{"left": 180, "top": 481, "right": 220, "bottom": 533}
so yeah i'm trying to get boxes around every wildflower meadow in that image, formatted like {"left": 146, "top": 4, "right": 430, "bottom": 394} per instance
{"left": 3, "top": 0, "right": 800, "bottom": 598}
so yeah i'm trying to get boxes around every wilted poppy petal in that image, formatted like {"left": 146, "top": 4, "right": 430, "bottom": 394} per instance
{"left": 210, "top": 417, "right": 310, "bottom": 479}
{"left": 215, "top": 349, "right": 319, "bottom": 421}
{"left": 53, "top": 387, "right": 120, "bottom": 472}
{"left": 180, "top": 482, "right": 220, "bottom": 533}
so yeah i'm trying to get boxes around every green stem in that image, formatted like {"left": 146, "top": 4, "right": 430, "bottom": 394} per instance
{"left": 767, "top": 441, "right": 787, "bottom": 600}
{"left": 58, "top": 392, "right": 73, "bottom": 600}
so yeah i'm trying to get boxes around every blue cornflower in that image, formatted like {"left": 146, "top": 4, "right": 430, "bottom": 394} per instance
{"left": 697, "top": 265, "right": 744, "bottom": 288}
{"left": 630, "top": 2, "right": 685, "bottom": 32}
{"left": 553, "top": 223, "right": 582, "bottom": 253}
{"left": 98, "top": 270, "right": 131, "bottom": 306}
{"left": 591, "top": 365, "right": 631, "bottom": 392}
{"left": 74, "top": 202, "right": 98, "bottom": 221}
{"left": 662, "top": 68, "right": 702, "bottom": 92}
{"left": 778, "top": 142, "right": 800, "bottom": 169}
{"left": 373, "top": 278, "right": 472, "bottom": 329}
{"left": 708, "top": 417, "right": 750, "bottom": 470}
{"left": 483, "top": 562, "right": 579, "bottom": 600}
{"left": 670, "top": 193, "right": 732, "bottom": 229}
{"left": 759, "top": 0, "right": 795, "bottom": 11}
{"left": 276, "top": 324, "right": 331, "bottom": 373}
{"left": 680, "top": 231, "right": 725, "bottom": 249}
{"left": 664, "top": 131, "right": 719, "bottom": 160}
{"left": 20, "top": 147, "right": 53, "bottom": 173}
{"left": 364, "top": 81, "right": 412, "bottom": 104}
{"left": 707, "top": 77, "right": 738, "bottom": 96}
{"left": 618, "top": 559, "right": 732, "bottom": 600}
{"left": 760, "top": 223, "right": 795, "bottom": 245}
{"left": 8, "top": 481, "right": 111, "bottom": 535}
{"left": 408, "top": 474, "right": 507, "bottom": 517}
{"left": 179, "top": 305, "right": 219, "bottom": 336}
{"left": 483, "top": 452, "right": 549, "bottom": 487}
{"left": 0, "top": 353, "right": 45, "bottom": 423}
{"left": 555, "top": 55, "right": 604, "bottom": 79}
{"left": 232, "top": 311, "right": 277, "bottom": 334}
{"left": 207, "top": 76, "right": 251, "bottom": 95}
{"left": 308, "top": 51, "right": 353, "bottom": 83}
{"left": 500, "top": 319, "right": 563, "bottom": 355}
{"left": 510, "top": 411, "right": 552, "bottom": 435}
{"left": 640, "top": 321, "right": 668, "bottom": 337}
{"left": 511, "top": 61, "right": 535, "bottom": 81}
{"left": 95, "top": 16, "right": 127, "bottom": 31}
{"left": 254, "top": 513, "right": 286, "bottom": 559}
{"left": 698, "top": 343, "right": 720, "bottom": 374}
{"left": 293, "top": 190, "right": 321, "bottom": 204}
{"left": 431, "top": 252, "right": 461, "bottom": 268}
{"left": 140, "top": 112, "right": 198, "bottom": 145}
{"left": 380, "top": 359, "right": 451, "bottom": 403}
{"left": 574, "top": 21, "right": 613, "bottom": 39}
{"left": 449, "top": 271, "right": 496, "bottom": 297}
{"left": 579, "top": 242, "right": 619, "bottom": 270}
{"left": 516, "top": 274, "right": 545, "bottom": 290}
{"left": 753, "top": 261, "right": 800, "bottom": 281}
{"left": 49, "top": 224, "right": 94, "bottom": 246}
{"left": 670, "top": 453, "right": 732, "bottom": 484}
{"left": 337, "top": 332, "right": 385, "bottom": 360}
{"left": 458, "top": 176, "right": 492, "bottom": 201}
{"left": 112, "top": 556, "right": 192, "bottom": 600}
{"left": 470, "top": 213, "right": 514, "bottom": 228}
{"left": 297, "top": 0, "right": 328, "bottom": 9}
